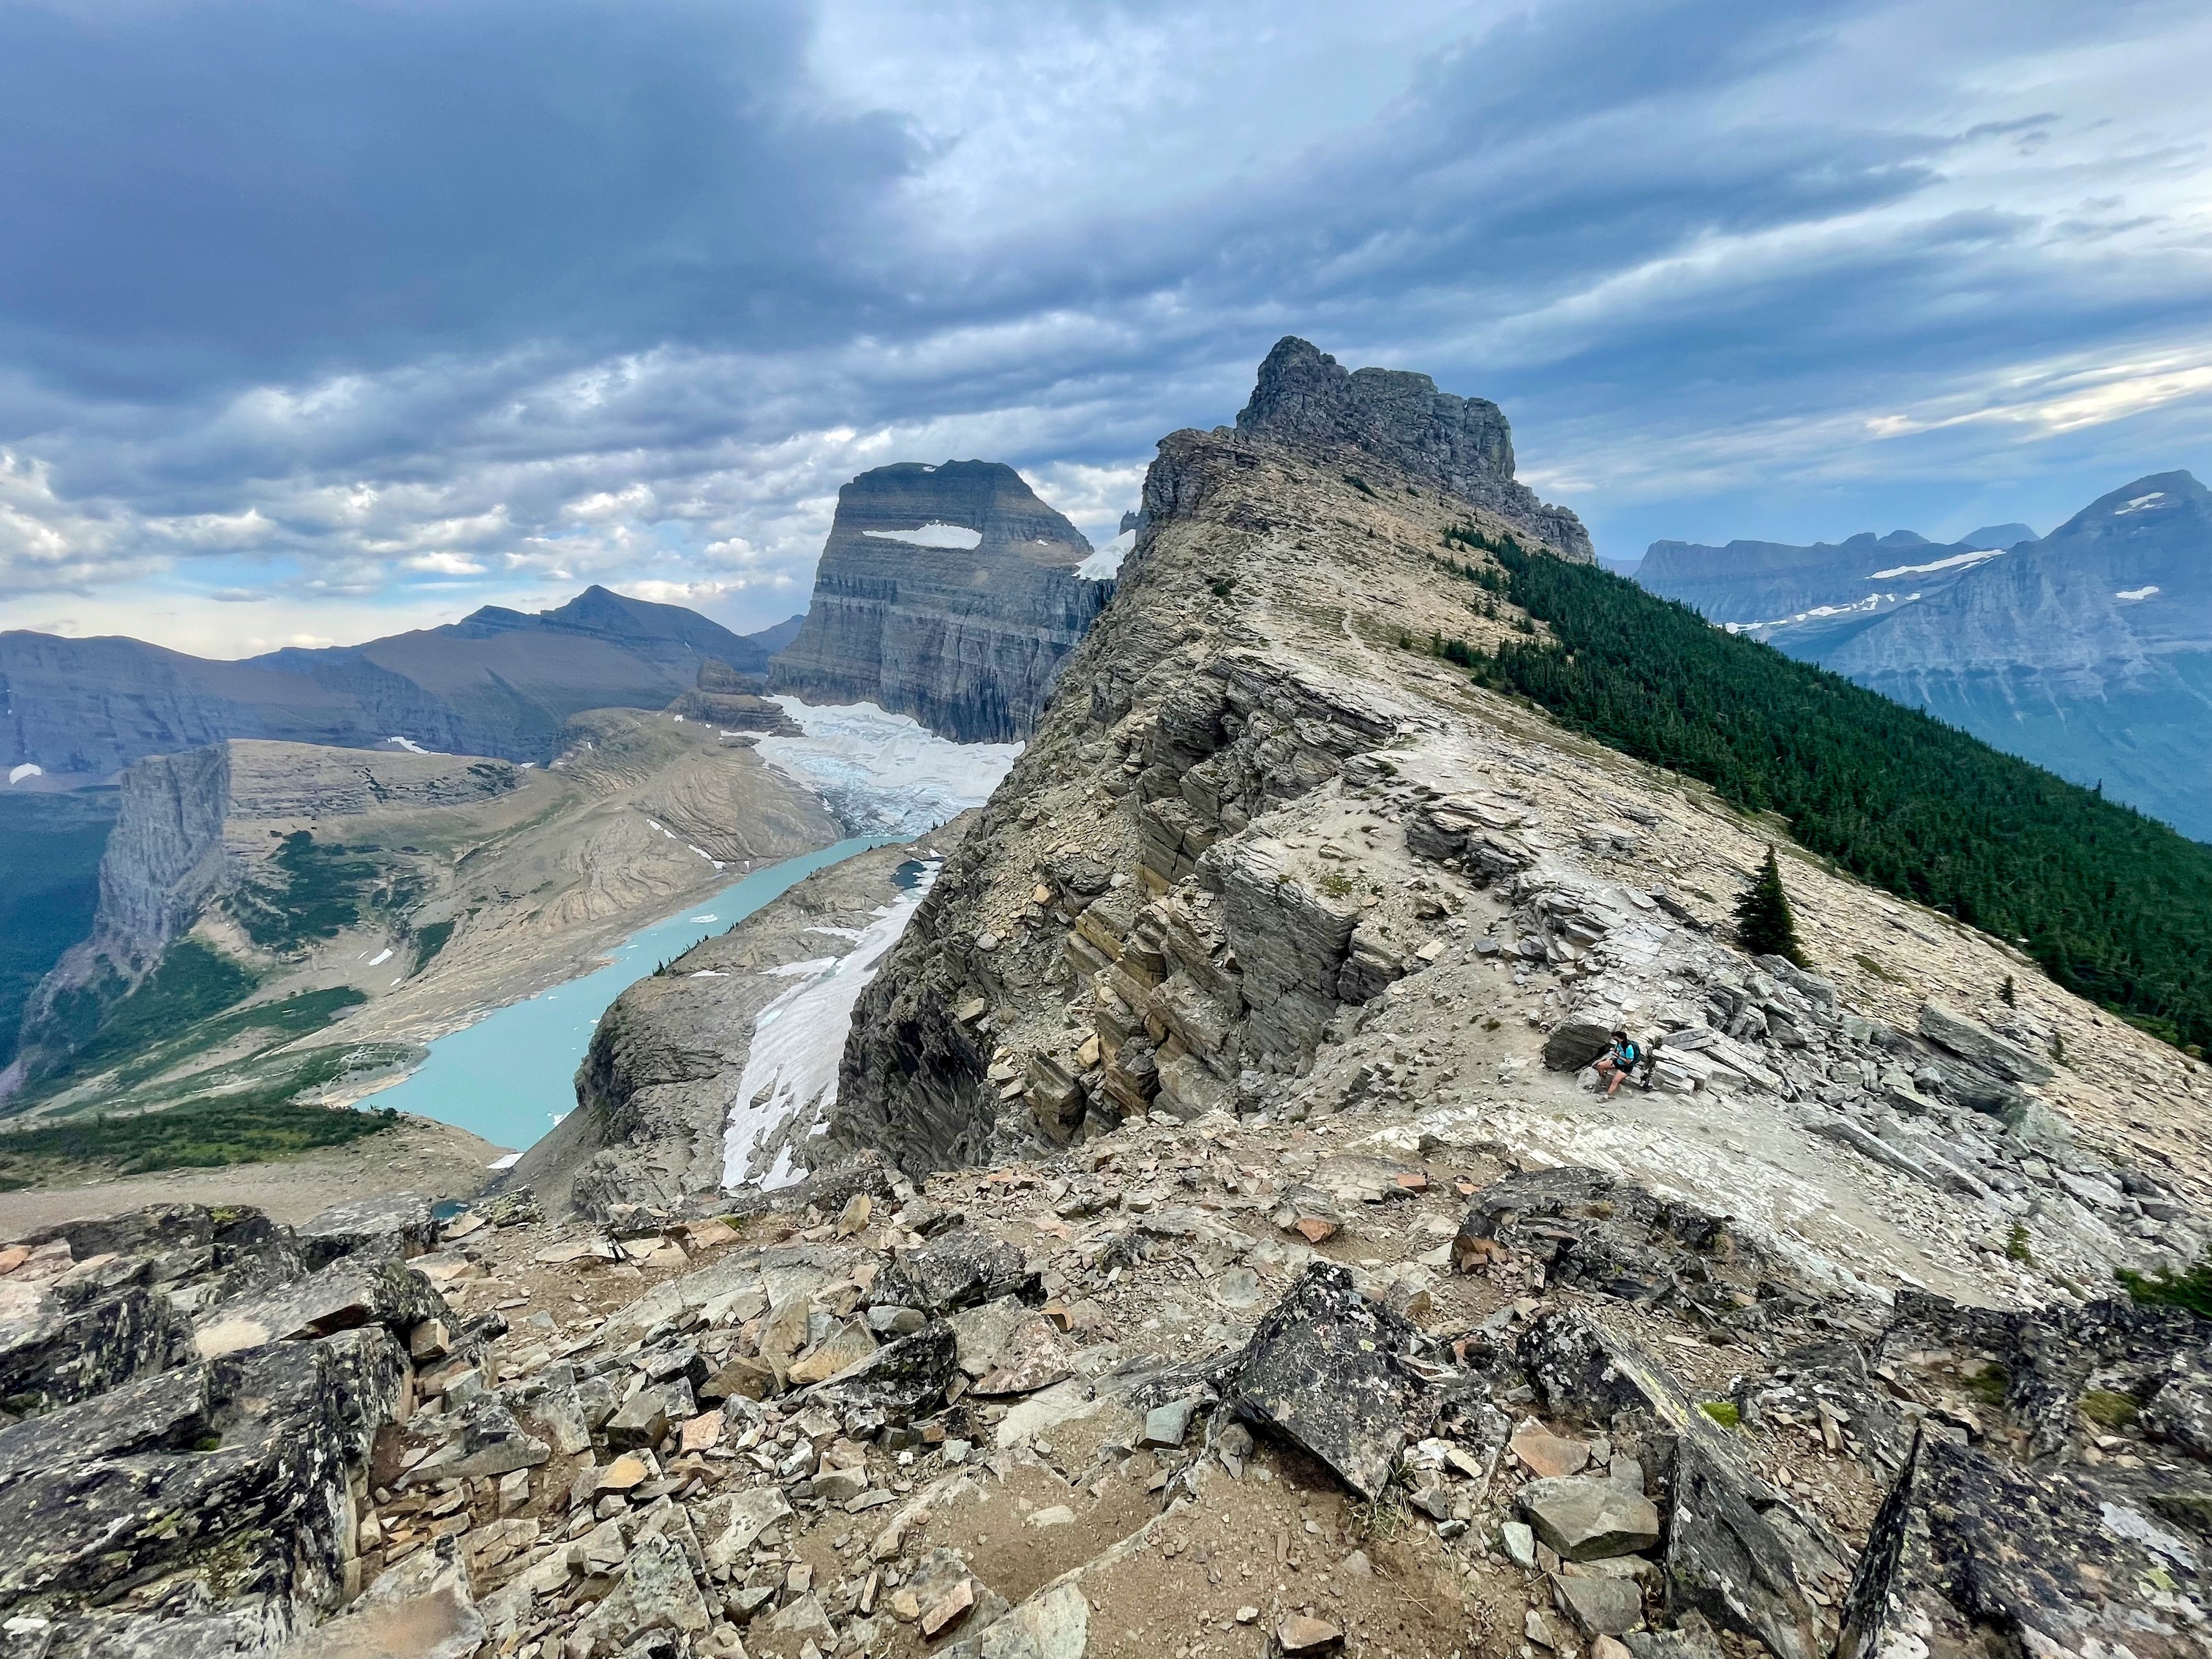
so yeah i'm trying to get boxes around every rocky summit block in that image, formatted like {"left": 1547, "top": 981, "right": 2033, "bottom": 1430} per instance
{"left": 1235, "top": 335, "right": 1593, "bottom": 560}
{"left": 1229, "top": 1261, "right": 1431, "bottom": 1500}
{"left": 769, "top": 459, "right": 1110, "bottom": 743}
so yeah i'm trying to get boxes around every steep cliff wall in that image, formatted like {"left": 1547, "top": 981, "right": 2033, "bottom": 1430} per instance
{"left": 1235, "top": 336, "right": 1595, "bottom": 562}
{"left": 7, "top": 745, "right": 233, "bottom": 1089}
{"left": 768, "top": 461, "right": 1111, "bottom": 742}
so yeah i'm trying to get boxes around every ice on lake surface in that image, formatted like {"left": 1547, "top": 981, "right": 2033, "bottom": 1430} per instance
{"left": 755, "top": 697, "right": 1020, "bottom": 835}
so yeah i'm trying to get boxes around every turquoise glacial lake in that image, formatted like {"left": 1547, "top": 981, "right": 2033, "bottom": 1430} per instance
{"left": 365, "top": 836, "right": 888, "bottom": 1153}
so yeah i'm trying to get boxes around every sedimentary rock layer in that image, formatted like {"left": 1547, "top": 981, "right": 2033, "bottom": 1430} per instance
{"left": 769, "top": 461, "right": 1110, "bottom": 742}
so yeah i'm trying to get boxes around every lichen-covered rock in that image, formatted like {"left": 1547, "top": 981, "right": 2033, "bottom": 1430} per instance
{"left": 900, "top": 1227, "right": 1036, "bottom": 1314}
{"left": 1839, "top": 1429, "right": 2207, "bottom": 1659}
{"left": 0, "top": 1282, "right": 192, "bottom": 1413}
{"left": 192, "top": 1252, "right": 446, "bottom": 1360}
{"left": 293, "top": 1192, "right": 437, "bottom": 1270}
{"left": 0, "top": 1329, "right": 407, "bottom": 1639}
{"left": 1229, "top": 1263, "right": 1429, "bottom": 1500}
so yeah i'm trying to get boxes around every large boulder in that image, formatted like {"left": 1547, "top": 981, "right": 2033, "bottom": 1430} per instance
{"left": 293, "top": 1192, "right": 437, "bottom": 1270}
{"left": 0, "top": 1282, "right": 192, "bottom": 1412}
{"left": 1916, "top": 1001, "right": 2054, "bottom": 1084}
{"left": 1228, "top": 1262, "right": 1429, "bottom": 1499}
{"left": 900, "top": 1228, "right": 1036, "bottom": 1314}
{"left": 0, "top": 1328, "right": 407, "bottom": 1639}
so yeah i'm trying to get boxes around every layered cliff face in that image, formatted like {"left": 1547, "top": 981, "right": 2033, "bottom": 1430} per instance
{"left": 7, "top": 745, "right": 233, "bottom": 1089}
{"left": 1235, "top": 335, "right": 1595, "bottom": 562}
{"left": 1824, "top": 472, "right": 2212, "bottom": 838}
{"left": 768, "top": 461, "right": 1111, "bottom": 742}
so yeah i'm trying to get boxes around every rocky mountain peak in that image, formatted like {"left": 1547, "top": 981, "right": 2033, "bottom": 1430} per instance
{"left": 835, "top": 460, "right": 1091, "bottom": 568}
{"left": 768, "top": 460, "right": 1108, "bottom": 742}
{"left": 1233, "top": 336, "right": 1592, "bottom": 560}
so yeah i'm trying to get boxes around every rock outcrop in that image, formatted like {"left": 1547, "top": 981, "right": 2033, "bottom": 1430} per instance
{"left": 0, "top": 1200, "right": 446, "bottom": 1655}
{"left": 1235, "top": 336, "right": 1594, "bottom": 562}
{"left": 7, "top": 744, "right": 233, "bottom": 1087}
{"left": 769, "top": 462, "right": 1111, "bottom": 742}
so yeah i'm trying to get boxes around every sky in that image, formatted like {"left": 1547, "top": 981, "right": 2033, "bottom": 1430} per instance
{"left": 0, "top": 0, "right": 2208, "bottom": 654}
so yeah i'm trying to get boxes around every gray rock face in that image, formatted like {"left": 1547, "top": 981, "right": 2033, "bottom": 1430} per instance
{"left": 1235, "top": 336, "right": 1592, "bottom": 562}
{"left": 1839, "top": 1429, "right": 2202, "bottom": 1659}
{"left": 0, "top": 1201, "right": 444, "bottom": 1654}
{"left": 1916, "top": 1000, "right": 2055, "bottom": 1084}
{"left": 770, "top": 461, "right": 1110, "bottom": 742}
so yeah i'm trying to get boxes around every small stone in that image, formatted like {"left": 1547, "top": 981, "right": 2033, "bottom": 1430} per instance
{"left": 1517, "top": 1476, "right": 1663, "bottom": 1562}
{"left": 1236, "top": 1606, "right": 1260, "bottom": 1624}
{"left": 603, "top": 1391, "right": 671, "bottom": 1453}
{"left": 1293, "top": 1216, "right": 1339, "bottom": 1244}
{"left": 680, "top": 1410, "right": 725, "bottom": 1454}
{"left": 1527, "top": 1608, "right": 1559, "bottom": 1649}
{"left": 1278, "top": 1612, "right": 1344, "bottom": 1653}
{"left": 889, "top": 1589, "right": 922, "bottom": 1622}
{"left": 1143, "top": 1397, "right": 1200, "bottom": 1448}
{"left": 1511, "top": 1423, "right": 1592, "bottom": 1479}
{"left": 838, "top": 1195, "right": 873, "bottom": 1237}
{"left": 1501, "top": 1521, "right": 1538, "bottom": 1570}
{"left": 920, "top": 1579, "right": 976, "bottom": 1639}
{"left": 1028, "top": 1505, "right": 1077, "bottom": 1527}
{"left": 1594, "top": 1638, "right": 1634, "bottom": 1659}
{"left": 1554, "top": 1572, "right": 1643, "bottom": 1636}
{"left": 598, "top": 1453, "right": 651, "bottom": 1491}
{"left": 810, "top": 1467, "right": 870, "bottom": 1503}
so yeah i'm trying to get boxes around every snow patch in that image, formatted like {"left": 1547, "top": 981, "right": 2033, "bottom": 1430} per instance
{"left": 384, "top": 735, "right": 430, "bottom": 754}
{"left": 487, "top": 1152, "right": 523, "bottom": 1170}
{"left": 862, "top": 522, "right": 984, "bottom": 550}
{"left": 688, "top": 914, "right": 719, "bottom": 924}
{"left": 688, "top": 970, "right": 728, "bottom": 978}
{"left": 7, "top": 763, "right": 42, "bottom": 786}
{"left": 721, "top": 862, "right": 938, "bottom": 1189}
{"left": 2115, "top": 585, "right": 2161, "bottom": 602}
{"left": 1869, "top": 547, "right": 2007, "bottom": 580}
{"left": 366, "top": 947, "right": 395, "bottom": 968}
{"left": 1078, "top": 527, "right": 1135, "bottom": 580}
{"left": 2115, "top": 492, "right": 2167, "bottom": 516}
{"left": 754, "top": 698, "right": 1019, "bottom": 835}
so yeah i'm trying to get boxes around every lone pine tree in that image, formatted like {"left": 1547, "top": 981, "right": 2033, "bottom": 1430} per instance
{"left": 1736, "top": 845, "right": 1807, "bottom": 967}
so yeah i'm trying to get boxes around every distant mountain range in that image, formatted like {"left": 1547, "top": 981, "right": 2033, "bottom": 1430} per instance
{"left": 1635, "top": 473, "right": 2211, "bottom": 840}
{"left": 1, "top": 587, "right": 801, "bottom": 778}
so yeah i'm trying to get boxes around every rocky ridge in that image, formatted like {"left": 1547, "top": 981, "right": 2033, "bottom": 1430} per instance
{"left": 816, "top": 350, "right": 2208, "bottom": 1310}
{"left": 8, "top": 1131, "right": 2205, "bottom": 1659}
{"left": 1235, "top": 337, "right": 1593, "bottom": 563}
{"left": 769, "top": 462, "right": 1112, "bottom": 744}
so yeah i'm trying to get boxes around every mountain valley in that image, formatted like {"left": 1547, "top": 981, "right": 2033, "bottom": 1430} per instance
{"left": 1, "top": 340, "right": 2209, "bottom": 1659}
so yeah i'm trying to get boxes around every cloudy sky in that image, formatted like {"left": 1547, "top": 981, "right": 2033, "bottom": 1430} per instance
{"left": 1, "top": 0, "right": 2208, "bottom": 655}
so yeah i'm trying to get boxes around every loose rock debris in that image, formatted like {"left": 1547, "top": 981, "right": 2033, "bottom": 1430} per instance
{"left": 3, "top": 1139, "right": 2208, "bottom": 1659}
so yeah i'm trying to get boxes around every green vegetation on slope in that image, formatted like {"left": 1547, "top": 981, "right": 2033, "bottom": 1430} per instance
{"left": 1439, "top": 528, "right": 2212, "bottom": 1054}
{"left": 27, "top": 938, "right": 367, "bottom": 1096}
{"left": 0, "top": 1095, "right": 395, "bottom": 1178}
{"left": 0, "top": 790, "right": 118, "bottom": 1069}
{"left": 229, "top": 830, "right": 399, "bottom": 951}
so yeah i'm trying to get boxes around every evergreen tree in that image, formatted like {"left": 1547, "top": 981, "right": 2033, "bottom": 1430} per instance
{"left": 1735, "top": 846, "right": 1806, "bottom": 966}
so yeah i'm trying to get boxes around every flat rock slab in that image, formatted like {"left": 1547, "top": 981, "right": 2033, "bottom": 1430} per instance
{"left": 1517, "top": 1475, "right": 1663, "bottom": 1562}
{"left": 1554, "top": 1572, "right": 1644, "bottom": 1636}
{"left": 1512, "top": 1423, "right": 1592, "bottom": 1478}
{"left": 195, "top": 1256, "right": 445, "bottom": 1360}
{"left": 903, "top": 1228, "right": 1035, "bottom": 1313}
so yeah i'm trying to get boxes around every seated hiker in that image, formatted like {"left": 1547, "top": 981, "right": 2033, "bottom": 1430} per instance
{"left": 1594, "top": 1029, "right": 1644, "bottom": 1097}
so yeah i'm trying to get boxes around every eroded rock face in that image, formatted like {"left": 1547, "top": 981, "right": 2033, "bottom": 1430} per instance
{"left": 1236, "top": 336, "right": 1593, "bottom": 562}
{"left": 770, "top": 461, "right": 1110, "bottom": 742}
{"left": 0, "top": 1200, "right": 437, "bottom": 1655}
